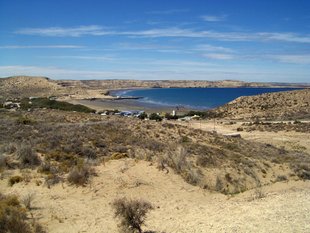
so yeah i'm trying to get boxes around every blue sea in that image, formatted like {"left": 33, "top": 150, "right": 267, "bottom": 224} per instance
{"left": 112, "top": 87, "right": 300, "bottom": 110}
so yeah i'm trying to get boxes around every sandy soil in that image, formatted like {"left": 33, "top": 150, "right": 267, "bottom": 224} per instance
{"left": 1, "top": 159, "right": 310, "bottom": 233}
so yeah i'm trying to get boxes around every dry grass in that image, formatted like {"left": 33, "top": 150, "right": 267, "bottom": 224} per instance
{"left": 0, "top": 108, "right": 309, "bottom": 194}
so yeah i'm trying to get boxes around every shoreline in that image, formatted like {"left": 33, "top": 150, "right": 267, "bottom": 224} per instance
{"left": 64, "top": 86, "right": 306, "bottom": 114}
{"left": 67, "top": 98, "right": 195, "bottom": 114}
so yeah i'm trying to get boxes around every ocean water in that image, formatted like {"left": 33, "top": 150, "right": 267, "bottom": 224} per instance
{"left": 112, "top": 87, "right": 299, "bottom": 110}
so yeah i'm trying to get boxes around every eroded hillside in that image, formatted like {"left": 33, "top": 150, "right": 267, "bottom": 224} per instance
{"left": 210, "top": 89, "right": 310, "bottom": 120}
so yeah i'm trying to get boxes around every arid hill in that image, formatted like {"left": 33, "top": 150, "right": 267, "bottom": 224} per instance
{"left": 0, "top": 108, "right": 309, "bottom": 232}
{"left": 0, "top": 76, "right": 93, "bottom": 100}
{"left": 1, "top": 76, "right": 308, "bottom": 101}
{"left": 1, "top": 104, "right": 310, "bottom": 232}
{"left": 0, "top": 76, "right": 63, "bottom": 99}
{"left": 210, "top": 89, "right": 310, "bottom": 120}
{"left": 1, "top": 108, "right": 309, "bottom": 194}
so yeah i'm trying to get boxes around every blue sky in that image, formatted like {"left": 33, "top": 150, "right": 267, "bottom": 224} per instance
{"left": 0, "top": 0, "right": 309, "bottom": 82}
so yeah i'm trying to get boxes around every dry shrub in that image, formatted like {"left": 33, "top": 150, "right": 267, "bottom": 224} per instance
{"left": 112, "top": 198, "right": 153, "bottom": 233}
{"left": 80, "top": 147, "right": 97, "bottom": 159}
{"left": 183, "top": 167, "right": 202, "bottom": 186}
{"left": 17, "top": 143, "right": 41, "bottom": 167}
{"left": 0, "top": 155, "right": 8, "bottom": 170}
{"left": 110, "top": 152, "right": 128, "bottom": 160}
{"left": 22, "top": 193, "right": 35, "bottom": 210}
{"left": 276, "top": 175, "right": 288, "bottom": 182}
{"left": 38, "top": 162, "right": 63, "bottom": 187}
{"left": 169, "top": 147, "right": 188, "bottom": 173}
{"left": 195, "top": 154, "right": 217, "bottom": 167}
{"left": 67, "top": 164, "right": 94, "bottom": 186}
{"left": 158, "top": 147, "right": 202, "bottom": 186}
{"left": 8, "top": 175, "right": 23, "bottom": 186}
{"left": 0, "top": 193, "right": 45, "bottom": 233}
{"left": 1, "top": 143, "right": 16, "bottom": 154}
{"left": 215, "top": 176, "right": 224, "bottom": 192}
{"left": 253, "top": 187, "right": 266, "bottom": 200}
{"left": 33, "top": 222, "right": 47, "bottom": 233}
{"left": 0, "top": 193, "right": 31, "bottom": 233}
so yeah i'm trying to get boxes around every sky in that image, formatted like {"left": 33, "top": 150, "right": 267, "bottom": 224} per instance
{"left": 0, "top": 0, "right": 309, "bottom": 82}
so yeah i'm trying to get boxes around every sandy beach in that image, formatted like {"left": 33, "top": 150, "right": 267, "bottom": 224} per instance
{"left": 67, "top": 98, "right": 193, "bottom": 114}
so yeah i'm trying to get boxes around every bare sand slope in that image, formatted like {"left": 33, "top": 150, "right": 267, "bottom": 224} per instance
{"left": 2, "top": 159, "right": 309, "bottom": 233}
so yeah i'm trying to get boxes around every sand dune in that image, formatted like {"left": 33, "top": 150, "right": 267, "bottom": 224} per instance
{"left": 2, "top": 159, "right": 309, "bottom": 233}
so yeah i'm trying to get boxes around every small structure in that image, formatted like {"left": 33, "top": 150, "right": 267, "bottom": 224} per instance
{"left": 3, "top": 101, "right": 20, "bottom": 109}
{"left": 178, "top": 116, "right": 192, "bottom": 121}
{"left": 49, "top": 96, "right": 57, "bottom": 100}
{"left": 118, "top": 110, "right": 145, "bottom": 117}
{"left": 223, "top": 133, "right": 241, "bottom": 138}
{"left": 191, "top": 115, "right": 201, "bottom": 120}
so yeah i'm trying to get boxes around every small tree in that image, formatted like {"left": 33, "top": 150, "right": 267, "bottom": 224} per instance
{"left": 149, "top": 113, "right": 162, "bottom": 122}
{"left": 112, "top": 198, "right": 153, "bottom": 233}
{"left": 138, "top": 112, "right": 148, "bottom": 120}
{"left": 164, "top": 113, "right": 178, "bottom": 120}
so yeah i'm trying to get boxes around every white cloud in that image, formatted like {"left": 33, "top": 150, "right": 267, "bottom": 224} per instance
{"left": 147, "top": 9, "right": 189, "bottom": 15}
{"left": 15, "top": 25, "right": 112, "bottom": 37}
{"left": 47, "top": 55, "right": 115, "bottom": 61}
{"left": 15, "top": 25, "right": 310, "bottom": 43}
{"left": 0, "top": 45, "right": 84, "bottom": 49}
{"left": 203, "top": 53, "right": 235, "bottom": 60}
{"left": 201, "top": 15, "right": 226, "bottom": 22}
{"left": 195, "top": 44, "right": 234, "bottom": 53}
{"left": 268, "top": 54, "right": 310, "bottom": 64}
{"left": 1, "top": 65, "right": 307, "bottom": 82}
{"left": 257, "top": 32, "right": 310, "bottom": 43}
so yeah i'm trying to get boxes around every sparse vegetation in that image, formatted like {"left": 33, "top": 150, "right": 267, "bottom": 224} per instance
{"left": 0, "top": 192, "right": 45, "bottom": 233}
{"left": 149, "top": 113, "right": 163, "bottom": 121}
{"left": 112, "top": 198, "right": 153, "bottom": 233}
{"left": 20, "top": 97, "right": 95, "bottom": 113}
{"left": 17, "top": 143, "right": 41, "bottom": 167}
{"left": 67, "top": 163, "right": 94, "bottom": 186}
{"left": 138, "top": 112, "right": 148, "bottom": 120}
{"left": 0, "top": 107, "right": 309, "bottom": 194}
{"left": 8, "top": 176, "right": 23, "bottom": 186}
{"left": 22, "top": 193, "right": 35, "bottom": 210}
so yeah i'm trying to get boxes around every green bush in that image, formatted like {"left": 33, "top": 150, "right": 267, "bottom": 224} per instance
{"left": 164, "top": 113, "right": 178, "bottom": 120}
{"left": 21, "top": 97, "right": 95, "bottom": 113}
{"left": 149, "top": 113, "right": 162, "bottom": 121}
{"left": 138, "top": 112, "right": 148, "bottom": 120}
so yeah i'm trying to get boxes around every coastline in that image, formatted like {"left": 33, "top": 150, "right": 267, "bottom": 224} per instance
{"left": 67, "top": 98, "right": 193, "bottom": 114}
{"left": 64, "top": 86, "right": 305, "bottom": 114}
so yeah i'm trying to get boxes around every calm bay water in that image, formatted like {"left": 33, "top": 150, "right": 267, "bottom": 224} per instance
{"left": 112, "top": 87, "right": 299, "bottom": 110}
